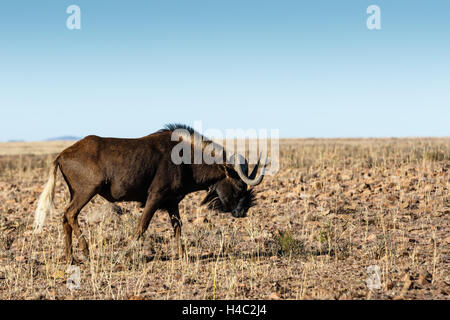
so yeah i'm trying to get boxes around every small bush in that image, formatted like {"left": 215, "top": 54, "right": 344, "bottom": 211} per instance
{"left": 275, "top": 231, "right": 304, "bottom": 256}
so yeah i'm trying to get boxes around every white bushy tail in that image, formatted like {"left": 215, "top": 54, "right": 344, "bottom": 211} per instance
{"left": 33, "top": 160, "right": 59, "bottom": 233}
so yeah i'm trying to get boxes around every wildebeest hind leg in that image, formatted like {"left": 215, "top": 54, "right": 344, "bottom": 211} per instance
{"left": 62, "top": 214, "right": 73, "bottom": 263}
{"left": 63, "top": 190, "right": 96, "bottom": 264}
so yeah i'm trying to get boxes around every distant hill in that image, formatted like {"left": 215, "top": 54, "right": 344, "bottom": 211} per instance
{"left": 46, "top": 136, "right": 81, "bottom": 141}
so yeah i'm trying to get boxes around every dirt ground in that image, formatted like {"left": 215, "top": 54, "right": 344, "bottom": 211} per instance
{"left": 0, "top": 138, "right": 448, "bottom": 300}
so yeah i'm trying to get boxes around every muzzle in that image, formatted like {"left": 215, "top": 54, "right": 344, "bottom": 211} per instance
{"left": 231, "top": 208, "right": 247, "bottom": 218}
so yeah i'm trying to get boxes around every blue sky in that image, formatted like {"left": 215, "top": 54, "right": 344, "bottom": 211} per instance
{"left": 0, "top": 0, "right": 449, "bottom": 141}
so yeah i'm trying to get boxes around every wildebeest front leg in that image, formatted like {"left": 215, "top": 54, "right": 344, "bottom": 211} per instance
{"left": 167, "top": 204, "right": 183, "bottom": 257}
{"left": 134, "top": 194, "right": 162, "bottom": 240}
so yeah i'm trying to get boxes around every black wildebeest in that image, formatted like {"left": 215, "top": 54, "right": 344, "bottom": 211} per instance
{"left": 34, "top": 124, "right": 267, "bottom": 264}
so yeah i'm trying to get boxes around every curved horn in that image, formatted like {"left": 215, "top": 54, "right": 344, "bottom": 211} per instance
{"left": 249, "top": 157, "right": 261, "bottom": 180}
{"left": 231, "top": 153, "right": 268, "bottom": 186}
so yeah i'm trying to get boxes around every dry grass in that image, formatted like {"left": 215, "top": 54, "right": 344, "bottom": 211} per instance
{"left": 0, "top": 141, "right": 74, "bottom": 156}
{"left": 0, "top": 138, "right": 449, "bottom": 300}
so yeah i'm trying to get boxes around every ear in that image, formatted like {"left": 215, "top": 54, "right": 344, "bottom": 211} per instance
{"left": 201, "top": 185, "right": 226, "bottom": 212}
{"left": 201, "top": 186, "right": 217, "bottom": 206}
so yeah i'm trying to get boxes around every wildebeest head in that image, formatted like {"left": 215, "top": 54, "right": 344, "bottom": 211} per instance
{"left": 201, "top": 154, "right": 267, "bottom": 218}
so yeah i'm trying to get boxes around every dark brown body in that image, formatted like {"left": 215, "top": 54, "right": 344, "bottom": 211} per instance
{"left": 59, "top": 131, "right": 221, "bottom": 207}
